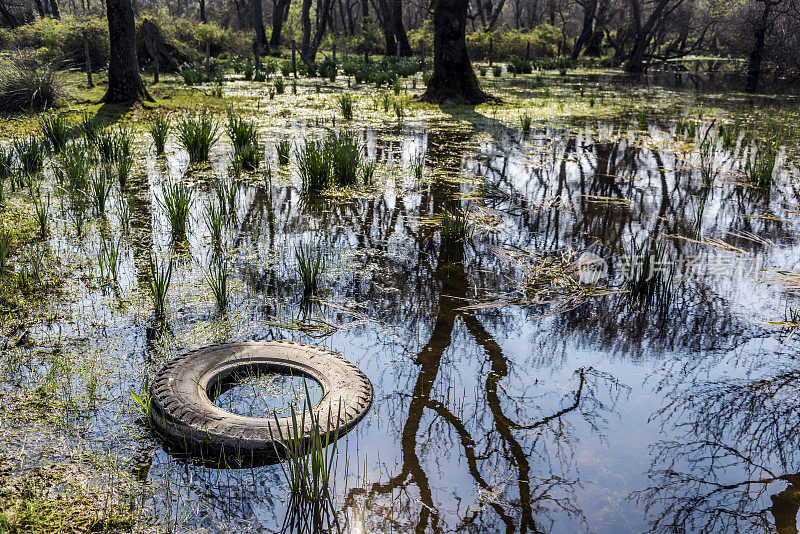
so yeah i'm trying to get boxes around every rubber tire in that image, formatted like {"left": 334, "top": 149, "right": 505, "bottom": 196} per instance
{"left": 149, "top": 341, "right": 373, "bottom": 465}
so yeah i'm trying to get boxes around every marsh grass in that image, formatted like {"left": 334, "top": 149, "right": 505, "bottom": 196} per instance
{"left": 360, "top": 160, "right": 376, "bottom": 185}
{"left": 275, "top": 77, "right": 285, "bottom": 95}
{"left": 79, "top": 113, "right": 102, "bottom": 144}
{"left": 205, "top": 201, "right": 225, "bottom": 249}
{"left": 327, "top": 131, "right": 362, "bottom": 186}
{"left": 745, "top": 140, "right": 779, "bottom": 189}
{"left": 177, "top": 111, "right": 220, "bottom": 163}
{"left": 31, "top": 188, "right": 49, "bottom": 238}
{"left": 13, "top": 137, "right": 47, "bottom": 176}
{"left": 148, "top": 255, "right": 173, "bottom": 318}
{"left": 699, "top": 124, "right": 719, "bottom": 188}
{"left": 215, "top": 178, "right": 237, "bottom": 217}
{"left": 520, "top": 112, "right": 532, "bottom": 135}
{"left": 150, "top": 112, "right": 171, "bottom": 155}
{"left": 57, "top": 142, "right": 92, "bottom": 197}
{"left": 91, "top": 167, "right": 113, "bottom": 214}
{"left": 160, "top": 182, "right": 193, "bottom": 240}
{"left": 0, "top": 228, "right": 11, "bottom": 272}
{"left": 226, "top": 112, "right": 260, "bottom": 154}
{"left": 273, "top": 388, "right": 342, "bottom": 532}
{"left": 623, "top": 238, "right": 676, "bottom": 308}
{"left": 410, "top": 154, "right": 424, "bottom": 181}
{"left": 337, "top": 93, "right": 354, "bottom": 120}
{"left": 99, "top": 237, "right": 121, "bottom": 284}
{"left": 39, "top": 114, "right": 72, "bottom": 154}
{"left": 205, "top": 257, "right": 229, "bottom": 310}
{"left": 233, "top": 142, "right": 261, "bottom": 172}
{"left": 295, "top": 243, "right": 324, "bottom": 296}
{"left": 297, "top": 140, "right": 331, "bottom": 191}
{"left": 393, "top": 98, "right": 406, "bottom": 120}
{"left": 440, "top": 206, "right": 470, "bottom": 242}
{"left": 272, "top": 385, "right": 341, "bottom": 500}
{"left": 276, "top": 140, "right": 291, "bottom": 165}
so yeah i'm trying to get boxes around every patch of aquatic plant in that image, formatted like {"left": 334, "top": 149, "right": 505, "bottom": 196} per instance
{"left": 295, "top": 243, "right": 324, "bottom": 296}
{"left": 13, "top": 137, "right": 47, "bottom": 176}
{"left": 520, "top": 112, "right": 532, "bottom": 135}
{"left": 233, "top": 143, "right": 260, "bottom": 172}
{"left": 177, "top": 111, "right": 220, "bottom": 164}
{"left": 226, "top": 112, "right": 260, "bottom": 154}
{"left": 56, "top": 142, "right": 93, "bottom": 196}
{"left": 492, "top": 65, "right": 502, "bottom": 77}
{"left": 160, "top": 181, "right": 193, "bottom": 240}
{"left": 745, "top": 140, "right": 779, "bottom": 189}
{"left": 79, "top": 113, "right": 102, "bottom": 144}
{"left": 276, "top": 140, "right": 291, "bottom": 165}
{"left": 17, "top": 244, "right": 45, "bottom": 288}
{"left": 150, "top": 112, "right": 171, "bottom": 155}
{"left": 205, "top": 201, "right": 225, "bottom": 249}
{"left": 327, "top": 131, "right": 362, "bottom": 186}
{"left": 337, "top": 93, "right": 354, "bottom": 120}
{"left": 31, "top": 188, "right": 49, "bottom": 238}
{"left": 99, "top": 237, "right": 121, "bottom": 284}
{"left": 214, "top": 178, "right": 238, "bottom": 217}
{"left": 0, "top": 228, "right": 11, "bottom": 272}
{"left": 360, "top": 160, "right": 376, "bottom": 185}
{"left": 296, "top": 140, "right": 331, "bottom": 191}
{"left": 274, "top": 77, "right": 285, "bottom": 95}
{"left": 205, "top": 257, "right": 229, "bottom": 310}
{"left": 410, "top": 154, "right": 424, "bottom": 181}
{"left": 147, "top": 255, "right": 173, "bottom": 319}
{"left": 699, "top": 125, "right": 719, "bottom": 188}
{"left": 393, "top": 98, "right": 406, "bottom": 120}
{"left": 623, "top": 238, "right": 675, "bottom": 308}
{"left": 39, "top": 114, "right": 72, "bottom": 154}
{"left": 273, "top": 387, "right": 342, "bottom": 532}
{"left": 440, "top": 205, "right": 470, "bottom": 243}
{"left": 90, "top": 167, "right": 114, "bottom": 214}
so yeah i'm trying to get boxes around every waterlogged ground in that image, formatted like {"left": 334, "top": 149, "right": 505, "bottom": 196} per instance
{"left": 2, "top": 70, "right": 800, "bottom": 533}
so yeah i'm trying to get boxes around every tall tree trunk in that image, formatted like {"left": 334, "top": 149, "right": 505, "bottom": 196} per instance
{"left": 0, "top": 0, "right": 20, "bottom": 26}
{"left": 33, "top": 0, "right": 46, "bottom": 18}
{"left": 420, "top": 0, "right": 490, "bottom": 104}
{"left": 253, "top": 0, "right": 268, "bottom": 51}
{"left": 269, "top": 0, "right": 291, "bottom": 48}
{"left": 390, "top": 0, "right": 412, "bottom": 56}
{"left": 48, "top": 0, "right": 60, "bottom": 18}
{"left": 571, "top": 0, "right": 596, "bottom": 60}
{"left": 746, "top": 0, "right": 772, "bottom": 93}
{"left": 199, "top": 0, "right": 206, "bottom": 22}
{"left": 300, "top": 0, "right": 332, "bottom": 63}
{"left": 102, "top": 0, "right": 152, "bottom": 103}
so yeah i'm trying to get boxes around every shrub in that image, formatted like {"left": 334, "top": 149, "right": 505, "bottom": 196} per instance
{"left": 507, "top": 56, "right": 533, "bottom": 74}
{"left": 318, "top": 57, "right": 337, "bottom": 81}
{"left": 0, "top": 57, "right": 66, "bottom": 112}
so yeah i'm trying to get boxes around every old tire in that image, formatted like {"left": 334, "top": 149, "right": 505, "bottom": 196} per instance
{"left": 149, "top": 341, "right": 373, "bottom": 465}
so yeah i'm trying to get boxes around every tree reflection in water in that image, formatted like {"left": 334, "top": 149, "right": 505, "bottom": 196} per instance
{"left": 639, "top": 355, "right": 800, "bottom": 533}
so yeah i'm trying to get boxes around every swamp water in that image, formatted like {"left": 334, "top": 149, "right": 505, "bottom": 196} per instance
{"left": 2, "top": 76, "right": 800, "bottom": 533}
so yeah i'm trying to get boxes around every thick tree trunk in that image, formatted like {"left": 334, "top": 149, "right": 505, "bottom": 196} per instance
{"left": 420, "top": 0, "right": 491, "bottom": 104}
{"left": 300, "top": 0, "right": 332, "bottom": 63}
{"left": 746, "top": 0, "right": 772, "bottom": 93}
{"left": 390, "top": 0, "right": 412, "bottom": 56}
{"left": 48, "top": 0, "right": 60, "bottom": 18}
{"left": 269, "top": 0, "right": 291, "bottom": 48}
{"left": 199, "top": 0, "right": 206, "bottom": 22}
{"left": 0, "top": 0, "right": 20, "bottom": 26}
{"left": 102, "top": 0, "right": 152, "bottom": 103}
{"left": 571, "top": 0, "right": 596, "bottom": 60}
{"left": 253, "top": 0, "right": 269, "bottom": 51}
